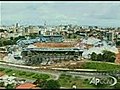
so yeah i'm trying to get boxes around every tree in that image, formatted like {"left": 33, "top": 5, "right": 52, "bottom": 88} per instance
{"left": 0, "top": 38, "right": 5, "bottom": 46}
{"left": 94, "top": 26, "right": 98, "bottom": 29}
{"left": 73, "top": 34, "right": 77, "bottom": 39}
{"left": 116, "top": 41, "right": 120, "bottom": 46}
{"left": 97, "top": 54, "right": 103, "bottom": 61}
{"left": 68, "top": 34, "right": 71, "bottom": 39}
{"left": 102, "top": 50, "right": 115, "bottom": 62}
{"left": 19, "top": 36, "right": 25, "bottom": 39}
{"left": 4, "top": 40, "right": 13, "bottom": 45}
{"left": 34, "top": 79, "right": 47, "bottom": 88}
{"left": 42, "top": 80, "right": 60, "bottom": 89}
{"left": 29, "top": 33, "right": 38, "bottom": 39}
{"left": 0, "top": 82, "right": 4, "bottom": 87}
{"left": 90, "top": 52, "right": 97, "bottom": 61}
{"left": 10, "top": 37, "right": 14, "bottom": 40}
{"left": 90, "top": 51, "right": 115, "bottom": 63}
{"left": 13, "top": 36, "right": 26, "bottom": 45}
{"left": 0, "top": 41, "right": 2, "bottom": 47}
{"left": 5, "top": 84, "right": 15, "bottom": 89}
{"left": 114, "top": 82, "right": 120, "bottom": 89}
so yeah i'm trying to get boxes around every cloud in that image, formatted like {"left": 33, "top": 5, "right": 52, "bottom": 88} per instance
{"left": 1, "top": 2, "right": 120, "bottom": 26}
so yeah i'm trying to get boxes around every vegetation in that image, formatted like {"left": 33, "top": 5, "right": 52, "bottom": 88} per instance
{"left": 83, "top": 62, "right": 120, "bottom": 71}
{"left": 60, "top": 61, "right": 120, "bottom": 71}
{"left": 90, "top": 52, "right": 97, "bottom": 61}
{"left": 0, "top": 82, "right": 4, "bottom": 87}
{"left": 58, "top": 74, "right": 117, "bottom": 89}
{"left": 102, "top": 50, "right": 116, "bottom": 62}
{"left": 116, "top": 41, "right": 120, "bottom": 46}
{"left": 90, "top": 50, "right": 116, "bottom": 62}
{"left": 33, "top": 79, "right": 60, "bottom": 89}
{"left": 91, "top": 83, "right": 111, "bottom": 89}
{"left": 5, "top": 84, "right": 15, "bottom": 89}
{"left": 29, "top": 33, "right": 39, "bottom": 39}
{"left": 42, "top": 79, "right": 60, "bottom": 89}
{"left": 114, "top": 82, "right": 120, "bottom": 89}
{"left": 34, "top": 79, "right": 47, "bottom": 87}
{"left": 0, "top": 36, "right": 26, "bottom": 46}
{"left": 58, "top": 74, "right": 95, "bottom": 89}
{"left": 114, "top": 77, "right": 120, "bottom": 89}
{"left": 0, "top": 68, "right": 50, "bottom": 80}
{"left": 32, "top": 73, "right": 50, "bottom": 80}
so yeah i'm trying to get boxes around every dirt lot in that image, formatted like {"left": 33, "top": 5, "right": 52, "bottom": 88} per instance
{"left": 38, "top": 60, "right": 86, "bottom": 70}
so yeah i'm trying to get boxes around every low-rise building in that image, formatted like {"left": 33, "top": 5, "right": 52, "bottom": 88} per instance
{"left": 0, "top": 47, "right": 8, "bottom": 61}
{"left": 16, "top": 82, "right": 38, "bottom": 89}
{"left": 17, "top": 35, "right": 64, "bottom": 47}
{"left": 115, "top": 52, "right": 120, "bottom": 64}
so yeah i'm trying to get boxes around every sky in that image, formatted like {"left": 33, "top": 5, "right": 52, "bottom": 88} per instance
{"left": 1, "top": 1, "right": 120, "bottom": 27}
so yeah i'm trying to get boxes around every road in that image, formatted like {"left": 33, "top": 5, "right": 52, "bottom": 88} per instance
{"left": 0, "top": 62, "right": 119, "bottom": 81}
{"left": 0, "top": 62, "right": 60, "bottom": 80}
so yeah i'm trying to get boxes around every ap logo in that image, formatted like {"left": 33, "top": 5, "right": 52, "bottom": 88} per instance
{"left": 89, "top": 76, "right": 117, "bottom": 86}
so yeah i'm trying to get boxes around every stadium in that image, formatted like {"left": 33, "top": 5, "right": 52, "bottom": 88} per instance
{"left": 20, "top": 35, "right": 83, "bottom": 65}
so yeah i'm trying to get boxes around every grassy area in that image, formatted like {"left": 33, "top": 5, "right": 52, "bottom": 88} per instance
{"left": 64, "top": 61, "right": 120, "bottom": 71}
{"left": 58, "top": 74, "right": 96, "bottom": 89}
{"left": 58, "top": 74, "right": 115, "bottom": 89}
{"left": 0, "top": 67, "right": 50, "bottom": 80}
{"left": 83, "top": 61, "right": 120, "bottom": 71}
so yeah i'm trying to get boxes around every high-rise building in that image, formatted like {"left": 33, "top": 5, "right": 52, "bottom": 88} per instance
{"left": 16, "top": 23, "right": 19, "bottom": 28}
{"left": 106, "top": 31, "right": 115, "bottom": 42}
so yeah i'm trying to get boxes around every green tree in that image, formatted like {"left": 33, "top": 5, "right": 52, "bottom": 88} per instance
{"left": 94, "top": 26, "right": 98, "bottom": 29}
{"left": 102, "top": 50, "right": 115, "bottom": 62}
{"left": 13, "top": 36, "right": 26, "bottom": 45}
{"left": 0, "top": 38, "right": 5, "bottom": 46}
{"left": 10, "top": 37, "right": 14, "bottom": 40}
{"left": 34, "top": 79, "right": 47, "bottom": 88}
{"left": 116, "top": 41, "right": 120, "bottom": 46}
{"left": 68, "top": 34, "right": 71, "bottom": 39}
{"left": 114, "top": 82, "right": 120, "bottom": 89}
{"left": 0, "top": 41, "right": 3, "bottom": 47}
{"left": 5, "top": 84, "right": 15, "bottom": 89}
{"left": 5, "top": 40, "right": 13, "bottom": 45}
{"left": 0, "top": 82, "right": 4, "bottom": 87}
{"left": 97, "top": 54, "right": 103, "bottom": 61}
{"left": 73, "top": 34, "right": 77, "bottom": 39}
{"left": 0, "top": 68, "right": 5, "bottom": 71}
{"left": 90, "top": 51, "right": 115, "bottom": 62}
{"left": 29, "top": 33, "right": 38, "bottom": 39}
{"left": 19, "top": 36, "right": 25, "bottom": 39}
{"left": 90, "top": 52, "right": 97, "bottom": 61}
{"left": 43, "top": 79, "right": 60, "bottom": 89}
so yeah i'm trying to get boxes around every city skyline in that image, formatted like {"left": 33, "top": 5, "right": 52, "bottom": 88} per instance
{"left": 1, "top": 1, "right": 120, "bottom": 27}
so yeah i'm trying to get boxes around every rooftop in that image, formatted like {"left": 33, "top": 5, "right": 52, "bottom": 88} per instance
{"left": 34, "top": 42, "right": 76, "bottom": 48}
{"left": 0, "top": 72, "right": 5, "bottom": 77}
{"left": 115, "top": 51, "right": 120, "bottom": 64}
{"left": 16, "top": 82, "right": 36, "bottom": 89}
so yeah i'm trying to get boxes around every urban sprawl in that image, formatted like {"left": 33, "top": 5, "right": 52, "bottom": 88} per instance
{"left": 0, "top": 23, "right": 120, "bottom": 89}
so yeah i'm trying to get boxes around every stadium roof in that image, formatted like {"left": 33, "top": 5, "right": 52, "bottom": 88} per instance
{"left": 23, "top": 47, "right": 84, "bottom": 52}
{"left": 34, "top": 42, "right": 76, "bottom": 48}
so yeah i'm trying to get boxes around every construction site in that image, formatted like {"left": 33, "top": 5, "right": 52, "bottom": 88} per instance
{"left": 21, "top": 41, "right": 83, "bottom": 66}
